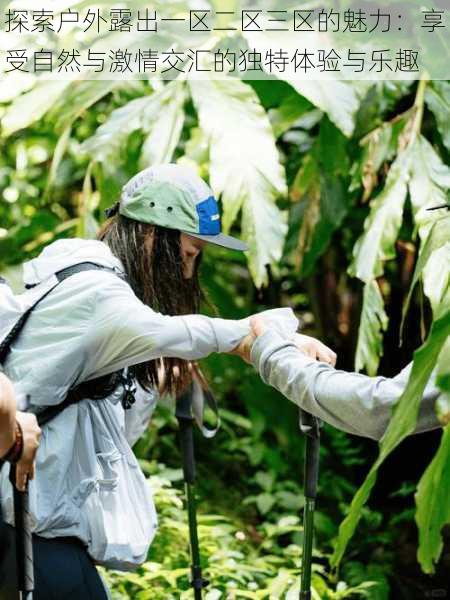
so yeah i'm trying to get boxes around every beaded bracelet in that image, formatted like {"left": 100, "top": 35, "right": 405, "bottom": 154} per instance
{"left": 1, "top": 420, "right": 24, "bottom": 464}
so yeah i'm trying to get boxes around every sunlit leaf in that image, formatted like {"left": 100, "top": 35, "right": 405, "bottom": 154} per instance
{"left": 349, "top": 116, "right": 408, "bottom": 201}
{"left": 80, "top": 95, "right": 152, "bottom": 163}
{"left": 425, "top": 81, "right": 450, "bottom": 152}
{"left": 268, "top": 92, "right": 313, "bottom": 138}
{"left": 354, "top": 281, "right": 388, "bottom": 376}
{"left": 190, "top": 77, "right": 287, "bottom": 287}
{"left": 409, "top": 135, "right": 450, "bottom": 229}
{"left": 291, "top": 142, "right": 350, "bottom": 278}
{"left": 349, "top": 150, "right": 410, "bottom": 283}
{"left": 140, "top": 83, "right": 186, "bottom": 168}
{"left": 287, "top": 81, "right": 359, "bottom": 138}
{"left": 401, "top": 214, "right": 450, "bottom": 334}
{"left": 1, "top": 81, "right": 70, "bottom": 137}
{"left": 48, "top": 80, "right": 120, "bottom": 133}
{"left": 415, "top": 425, "right": 450, "bottom": 573}
{"left": 436, "top": 338, "right": 450, "bottom": 394}
{"left": 332, "top": 309, "right": 450, "bottom": 568}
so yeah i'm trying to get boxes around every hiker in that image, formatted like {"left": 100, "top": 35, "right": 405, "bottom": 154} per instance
{"left": 0, "top": 372, "right": 41, "bottom": 491}
{"left": 0, "top": 163, "right": 335, "bottom": 599}
{"left": 235, "top": 316, "right": 442, "bottom": 441}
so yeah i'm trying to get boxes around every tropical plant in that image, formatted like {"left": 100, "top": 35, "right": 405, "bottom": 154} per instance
{"left": 1, "top": 61, "right": 449, "bottom": 597}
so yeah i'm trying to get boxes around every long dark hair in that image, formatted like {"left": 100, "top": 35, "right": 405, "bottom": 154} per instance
{"left": 98, "top": 210, "right": 204, "bottom": 396}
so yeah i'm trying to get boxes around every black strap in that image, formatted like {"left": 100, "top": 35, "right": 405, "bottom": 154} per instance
{"left": 1, "top": 262, "right": 125, "bottom": 365}
{"left": 0, "top": 262, "right": 127, "bottom": 427}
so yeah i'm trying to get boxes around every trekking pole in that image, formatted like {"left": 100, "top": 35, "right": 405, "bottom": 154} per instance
{"left": 176, "top": 384, "right": 209, "bottom": 599}
{"left": 9, "top": 465, "right": 34, "bottom": 600}
{"left": 299, "top": 409, "right": 321, "bottom": 600}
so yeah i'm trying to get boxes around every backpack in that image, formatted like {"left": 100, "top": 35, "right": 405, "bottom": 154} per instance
{"left": 0, "top": 262, "right": 135, "bottom": 427}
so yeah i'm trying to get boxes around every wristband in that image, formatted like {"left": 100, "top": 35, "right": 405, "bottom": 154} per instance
{"left": 1, "top": 420, "right": 24, "bottom": 464}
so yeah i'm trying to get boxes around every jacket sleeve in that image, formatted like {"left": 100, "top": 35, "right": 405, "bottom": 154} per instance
{"left": 250, "top": 330, "right": 442, "bottom": 441}
{"left": 80, "top": 274, "right": 250, "bottom": 381}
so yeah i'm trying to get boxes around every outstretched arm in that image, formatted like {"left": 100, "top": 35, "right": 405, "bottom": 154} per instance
{"left": 81, "top": 275, "right": 300, "bottom": 381}
{"left": 248, "top": 326, "right": 441, "bottom": 441}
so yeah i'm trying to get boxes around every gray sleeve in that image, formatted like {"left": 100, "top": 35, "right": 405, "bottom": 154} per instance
{"left": 250, "top": 330, "right": 442, "bottom": 441}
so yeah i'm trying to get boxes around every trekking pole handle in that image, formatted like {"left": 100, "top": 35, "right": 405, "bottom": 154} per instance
{"left": 304, "top": 435, "right": 320, "bottom": 500}
{"left": 179, "top": 420, "right": 196, "bottom": 484}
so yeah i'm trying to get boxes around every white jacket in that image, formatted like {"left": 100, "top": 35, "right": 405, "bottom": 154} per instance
{"left": 0, "top": 238, "right": 264, "bottom": 569}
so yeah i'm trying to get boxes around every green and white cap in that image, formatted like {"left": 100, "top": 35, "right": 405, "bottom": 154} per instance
{"left": 118, "top": 163, "right": 248, "bottom": 251}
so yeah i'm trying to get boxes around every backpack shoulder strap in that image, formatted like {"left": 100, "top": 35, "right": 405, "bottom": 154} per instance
{"left": 0, "top": 262, "right": 126, "bottom": 366}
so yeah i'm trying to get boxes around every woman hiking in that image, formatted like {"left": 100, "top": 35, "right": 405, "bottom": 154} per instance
{"left": 0, "top": 163, "right": 334, "bottom": 599}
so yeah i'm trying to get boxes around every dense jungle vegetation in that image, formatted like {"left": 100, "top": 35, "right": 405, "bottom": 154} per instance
{"left": 0, "top": 71, "right": 449, "bottom": 599}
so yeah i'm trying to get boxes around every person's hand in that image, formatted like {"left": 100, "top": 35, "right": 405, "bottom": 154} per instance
{"left": 229, "top": 331, "right": 256, "bottom": 364}
{"left": 292, "top": 334, "right": 337, "bottom": 366}
{"left": 251, "top": 316, "right": 337, "bottom": 366}
{"left": 14, "top": 411, "right": 41, "bottom": 492}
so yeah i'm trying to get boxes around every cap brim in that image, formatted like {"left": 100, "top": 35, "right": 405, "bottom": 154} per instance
{"left": 183, "top": 231, "right": 248, "bottom": 251}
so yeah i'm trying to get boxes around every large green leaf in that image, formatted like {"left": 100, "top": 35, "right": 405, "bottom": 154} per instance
{"left": 436, "top": 338, "right": 450, "bottom": 394}
{"left": 288, "top": 81, "right": 359, "bottom": 138}
{"left": 268, "top": 91, "right": 314, "bottom": 138}
{"left": 409, "top": 135, "right": 450, "bottom": 228}
{"left": 425, "top": 81, "right": 450, "bottom": 152}
{"left": 290, "top": 120, "right": 350, "bottom": 278}
{"left": 140, "top": 83, "right": 186, "bottom": 168}
{"left": 1, "top": 81, "right": 70, "bottom": 137}
{"left": 401, "top": 214, "right": 450, "bottom": 332}
{"left": 415, "top": 425, "right": 450, "bottom": 574}
{"left": 349, "top": 116, "right": 408, "bottom": 201}
{"left": 80, "top": 95, "right": 151, "bottom": 163}
{"left": 331, "top": 308, "right": 450, "bottom": 567}
{"left": 189, "top": 77, "right": 287, "bottom": 287}
{"left": 47, "top": 80, "right": 120, "bottom": 133}
{"left": 422, "top": 243, "right": 450, "bottom": 314}
{"left": 354, "top": 280, "right": 389, "bottom": 376}
{"left": 349, "top": 150, "right": 410, "bottom": 283}
{"left": 81, "top": 82, "right": 185, "bottom": 168}
{"left": 244, "top": 31, "right": 359, "bottom": 137}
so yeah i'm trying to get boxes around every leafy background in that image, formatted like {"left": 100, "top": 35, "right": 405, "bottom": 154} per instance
{"left": 0, "top": 70, "right": 449, "bottom": 599}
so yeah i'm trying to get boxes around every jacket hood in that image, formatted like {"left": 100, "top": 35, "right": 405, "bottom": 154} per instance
{"left": 22, "top": 238, "right": 124, "bottom": 286}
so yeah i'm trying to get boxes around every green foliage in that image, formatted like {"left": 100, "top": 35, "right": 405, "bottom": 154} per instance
{"left": 103, "top": 462, "right": 375, "bottom": 599}
{"left": 354, "top": 281, "right": 388, "bottom": 376}
{"left": 331, "top": 308, "right": 450, "bottom": 569}
{"left": 1, "top": 71, "right": 449, "bottom": 597}
{"left": 415, "top": 425, "right": 450, "bottom": 574}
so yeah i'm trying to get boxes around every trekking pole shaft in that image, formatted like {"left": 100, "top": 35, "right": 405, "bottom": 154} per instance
{"left": 300, "top": 434, "right": 320, "bottom": 600}
{"left": 177, "top": 403, "right": 208, "bottom": 598}
{"left": 10, "top": 466, "right": 34, "bottom": 597}
{"left": 185, "top": 482, "right": 203, "bottom": 600}
{"left": 300, "top": 497, "right": 315, "bottom": 600}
